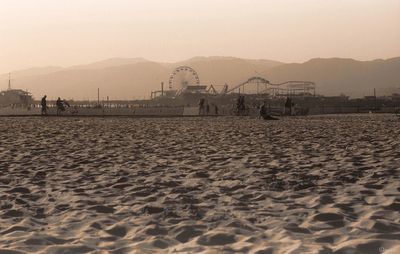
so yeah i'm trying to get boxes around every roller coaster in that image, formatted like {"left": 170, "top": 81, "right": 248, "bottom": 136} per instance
{"left": 224, "top": 76, "right": 316, "bottom": 97}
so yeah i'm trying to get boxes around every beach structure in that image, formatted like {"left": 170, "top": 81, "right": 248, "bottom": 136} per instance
{"left": 152, "top": 66, "right": 316, "bottom": 100}
{"left": 0, "top": 73, "right": 34, "bottom": 106}
{"left": 149, "top": 67, "right": 317, "bottom": 116}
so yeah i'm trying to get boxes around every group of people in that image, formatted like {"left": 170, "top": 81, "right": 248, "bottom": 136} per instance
{"left": 40, "top": 95, "right": 70, "bottom": 116}
{"left": 235, "top": 95, "right": 246, "bottom": 115}
{"left": 198, "top": 98, "right": 218, "bottom": 115}
{"left": 39, "top": 94, "right": 293, "bottom": 119}
{"left": 233, "top": 95, "right": 288, "bottom": 120}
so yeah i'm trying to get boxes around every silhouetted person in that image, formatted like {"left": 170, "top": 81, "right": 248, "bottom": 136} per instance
{"left": 206, "top": 103, "right": 210, "bottom": 115}
{"left": 260, "top": 102, "right": 278, "bottom": 120}
{"left": 214, "top": 104, "right": 219, "bottom": 115}
{"left": 41, "top": 95, "right": 47, "bottom": 115}
{"left": 56, "top": 97, "right": 65, "bottom": 116}
{"left": 259, "top": 102, "right": 267, "bottom": 119}
{"left": 285, "top": 97, "right": 292, "bottom": 115}
{"left": 236, "top": 96, "right": 246, "bottom": 115}
{"left": 240, "top": 96, "right": 245, "bottom": 111}
{"left": 198, "top": 98, "right": 205, "bottom": 115}
{"left": 236, "top": 96, "right": 241, "bottom": 111}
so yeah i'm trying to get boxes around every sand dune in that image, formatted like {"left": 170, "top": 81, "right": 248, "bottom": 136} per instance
{"left": 0, "top": 114, "right": 399, "bottom": 253}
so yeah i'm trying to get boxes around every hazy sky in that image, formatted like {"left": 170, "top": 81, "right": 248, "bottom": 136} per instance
{"left": 0, "top": 0, "right": 399, "bottom": 74}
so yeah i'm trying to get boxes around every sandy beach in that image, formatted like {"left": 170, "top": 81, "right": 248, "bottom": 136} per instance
{"left": 0, "top": 114, "right": 399, "bottom": 254}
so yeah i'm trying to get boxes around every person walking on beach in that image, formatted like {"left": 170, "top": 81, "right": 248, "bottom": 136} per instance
{"left": 284, "top": 97, "right": 292, "bottom": 115}
{"left": 198, "top": 98, "right": 205, "bottom": 115}
{"left": 214, "top": 104, "right": 219, "bottom": 115}
{"left": 235, "top": 96, "right": 246, "bottom": 115}
{"left": 236, "top": 96, "right": 241, "bottom": 114}
{"left": 56, "top": 97, "right": 65, "bottom": 116}
{"left": 259, "top": 101, "right": 278, "bottom": 120}
{"left": 259, "top": 102, "right": 266, "bottom": 119}
{"left": 41, "top": 95, "right": 47, "bottom": 115}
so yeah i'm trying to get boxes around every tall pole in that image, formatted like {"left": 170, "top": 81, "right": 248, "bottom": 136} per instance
{"left": 161, "top": 82, "right": 164, "bottom": 96}
{"left": 8, "top": 73, "right": 10, "bottom": 90}
{"left": 97, "top": 88, "right": 100, "bottom": 105}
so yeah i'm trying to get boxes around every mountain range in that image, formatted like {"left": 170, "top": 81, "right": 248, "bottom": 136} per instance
{"left": 1, "top": 56, "right": 399, "bottom": 100}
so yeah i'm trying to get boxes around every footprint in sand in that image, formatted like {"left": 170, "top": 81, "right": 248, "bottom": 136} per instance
{"left": 2, "top": 209, "right": 24, "bottom": 218}
{"left": 313, "top": 212, "right": 344, "bottom": 222}
{"left": 197, "top": 232, "right": 237, "bottom": 246}
{"left": 284, "top": 223, "right": 312, "bottom": 234}
{"left": 145, "top": 225, "right": 168, "bottom": 236}
{"left": 89, "top": 205, "right": 115, "bottom": 213}
{"left": 334, "top": 240, "right": 388, "bottom": 254}
{"left": 150, "top": 239, "right": 170, "bottom": 249}
{"left": 315, "top": 235, "right": 341, "bottom": 244}
{"left": 105, "top": 225, "right": 127, "bottom": 237}
{"left": 172, "top": 225, "right": 206, "bottom": 243}
{"left": 312, "top": 212, "right": 345, "bottom": 229}
{"left": 6, "top": 187, "right": 31, "bottom": 194}
{"left": 142, "top": 205, "right": 164, "bottom": 214}
{"left": 0, "top": 249, "right": 26, "bottom": 254}
{"left": 0, "top": 226, "right": 28, "bottom": 235}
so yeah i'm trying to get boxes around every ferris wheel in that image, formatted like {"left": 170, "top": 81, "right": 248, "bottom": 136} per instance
{"left": 168, "top": 66, "right": 200, "bottom": 90}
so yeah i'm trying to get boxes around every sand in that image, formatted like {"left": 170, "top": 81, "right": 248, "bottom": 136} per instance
{"left": 0, "top": 114, "right": 399, "bottom": 254}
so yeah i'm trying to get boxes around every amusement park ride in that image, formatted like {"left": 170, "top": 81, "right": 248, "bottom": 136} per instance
{"left": 151, "top": 66, "right": 206, "bottom": 99}
{"left": 151, "top": 66, "right": 316, "bottom": 100}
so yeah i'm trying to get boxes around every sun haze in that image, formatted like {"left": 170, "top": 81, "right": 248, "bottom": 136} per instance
{"left": 0, "top": 0, "right": 399, "bottom": 73}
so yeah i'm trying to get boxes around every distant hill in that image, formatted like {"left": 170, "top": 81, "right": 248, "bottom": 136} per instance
{"left": 8, "top": 61, "right": 170, "bottom": 100}
{"left": 1, "top": 56, "right": 399, "bottom": 100}
{"left": 263, "top": 57, "right": 400, "bottom": 97}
